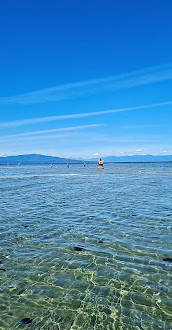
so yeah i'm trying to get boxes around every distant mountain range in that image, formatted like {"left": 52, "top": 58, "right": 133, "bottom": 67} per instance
{"left": 97, "top": 155, "right": 172, "bottom": 162}
{"left": 0, "top": 154, "right": 82, "bottom": 164}
{"left": 0, "top": 153, "right": 172, "bottom": 165}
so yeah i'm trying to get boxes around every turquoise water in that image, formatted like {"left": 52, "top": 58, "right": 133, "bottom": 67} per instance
{"left": 0, "top": 163, "right": 172, "bottom": 329}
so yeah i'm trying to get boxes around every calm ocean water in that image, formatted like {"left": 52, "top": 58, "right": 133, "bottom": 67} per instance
{"left": 0, "top": 163, "right": 172, "bottom": 329}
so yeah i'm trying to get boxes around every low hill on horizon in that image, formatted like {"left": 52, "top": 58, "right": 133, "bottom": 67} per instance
{"left": 0, "top": 154, "right": 83, "bottom": 164}
{"left": 0, "top": 153, "right": 172, "bottom": 164}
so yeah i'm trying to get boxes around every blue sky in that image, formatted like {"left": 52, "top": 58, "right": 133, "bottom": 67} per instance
{"left": 0, "top": 0, "right": 172, "bottom": 158}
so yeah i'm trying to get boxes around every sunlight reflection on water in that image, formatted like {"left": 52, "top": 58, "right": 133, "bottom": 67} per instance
{"left": 0, "top": 163, "right": 172, "bottom": 329}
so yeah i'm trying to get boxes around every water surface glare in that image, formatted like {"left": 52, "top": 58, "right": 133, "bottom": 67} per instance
{"left": 0, "top": 163, "right": 172, "bottom": 329}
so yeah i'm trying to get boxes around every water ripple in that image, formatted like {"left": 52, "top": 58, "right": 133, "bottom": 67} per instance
{"left": 0, "top": 163, "right": 172, "bottom": 329}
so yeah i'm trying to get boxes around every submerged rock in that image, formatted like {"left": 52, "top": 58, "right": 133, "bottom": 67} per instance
{"left": 163, "top": 258, "right": 172, "bottom": 262}
{"left": 74, "top": 247, "right": 83, "bottom": 251}
{"left": 21, "top": 318, "right": 32, "bottom": 324}
{"left": 21, "top": 224, "right": 29, "bottom": 228}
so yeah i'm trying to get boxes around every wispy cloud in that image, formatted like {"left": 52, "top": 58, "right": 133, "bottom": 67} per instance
{"left": 0, "top": 100, "right": 172, "bottom": 128}
{"left": 0, "top": 124, "right": 103, "bottom": 140}
{"left": 1, "top": 63, "right": 172, "bottom": 105}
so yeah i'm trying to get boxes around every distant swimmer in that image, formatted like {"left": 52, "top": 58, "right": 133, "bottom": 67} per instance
{"left": 84, "top": 162, "right": 86, "bottom": 167}
{"left": 7, "top": 163, "right": 9, "bottom": 167}
{"left": 18, "top": 163, "right": 20, "bottom": 167}
{"left": 51, "top": 163, "right": 53, "bottom": 168}
{"left": 98, "top": 158, "right": 104, "bottom": 169}
{"left": 67, "top": 163, "right": 69, "bottom": 168}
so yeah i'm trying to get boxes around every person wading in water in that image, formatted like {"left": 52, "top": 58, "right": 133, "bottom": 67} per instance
{"left": 98, "top": 158, "right": 104, "bottom": 169}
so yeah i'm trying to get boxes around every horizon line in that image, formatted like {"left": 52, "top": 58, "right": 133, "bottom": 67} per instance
{"left": 0, "top": 153, "right": 172, "bottom": 159}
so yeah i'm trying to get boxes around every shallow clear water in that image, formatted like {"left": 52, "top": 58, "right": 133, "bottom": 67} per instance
{"left": 0, "top": 163, "right": 172, "bottom": 329}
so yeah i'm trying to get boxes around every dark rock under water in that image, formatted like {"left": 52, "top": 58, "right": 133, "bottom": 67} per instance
{"left": 74, "top": 247, "right": 84, "bottom": 251}
{"left": 163, "top": 258, "right": 172, "bottom": 262}
{"left": 21, "top": 318, "right": 32, "bottom": 324}
{"left": 21, "top": 224, "right": 29, "bottom": 228}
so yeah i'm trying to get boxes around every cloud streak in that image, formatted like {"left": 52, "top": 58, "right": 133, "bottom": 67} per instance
{"left": 1, "top": 63, "right": 172, "bottom": 105}
{"left": 0, "top": 124, "right": 103, "bottom": 140}
{"left": 0, "top": 100, "right": 172, "bottom": 128}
